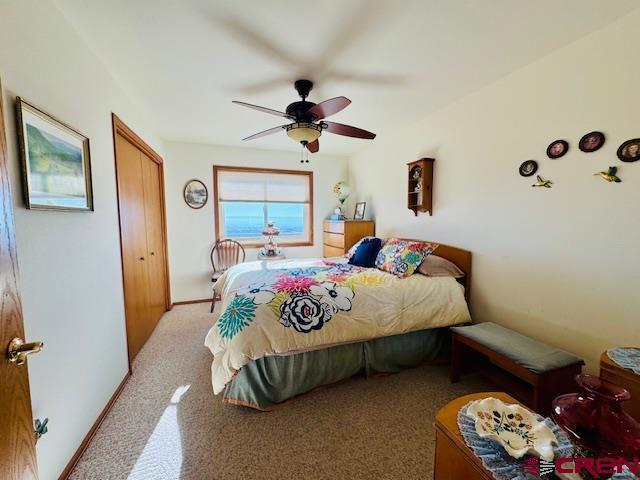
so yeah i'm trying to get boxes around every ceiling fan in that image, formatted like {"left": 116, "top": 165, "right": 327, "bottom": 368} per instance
{"left": 232, "top": 79, "right": 376, "bottom": 155}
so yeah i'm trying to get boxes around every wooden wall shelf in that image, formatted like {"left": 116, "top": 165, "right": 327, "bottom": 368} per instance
{"left": 407, "top": 158, "right": 434, "bottom": 216}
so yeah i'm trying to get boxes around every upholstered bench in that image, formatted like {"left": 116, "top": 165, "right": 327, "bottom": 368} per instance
{"left": 450, "top": 322, "right": 584, "bottom": 414}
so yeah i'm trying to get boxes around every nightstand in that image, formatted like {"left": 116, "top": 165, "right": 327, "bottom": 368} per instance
{"left": 434, "top": 392, "right": 518, "bottom": 480}
{"left": 322, "top": 219, "right": 374, "bottom": 257}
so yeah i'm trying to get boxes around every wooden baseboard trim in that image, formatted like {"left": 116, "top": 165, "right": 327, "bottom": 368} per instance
{"left": 58, "top": 371, "right": 131, "bottom": 480}
{"left": 172, "top": 298, "right": 211, "bottom": 306}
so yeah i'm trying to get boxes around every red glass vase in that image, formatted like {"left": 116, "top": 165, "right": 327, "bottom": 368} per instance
{"left": 552, "top": 374, "right": 640, "bottom": 458}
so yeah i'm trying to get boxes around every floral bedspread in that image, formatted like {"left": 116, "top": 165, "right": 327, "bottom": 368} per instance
{"left": 204, "top": 257, "right": 471, "bottom": 394}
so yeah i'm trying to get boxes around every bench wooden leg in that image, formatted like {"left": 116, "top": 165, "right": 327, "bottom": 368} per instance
{"left": 450, "top": 334, "right": 463, "bottom": 383}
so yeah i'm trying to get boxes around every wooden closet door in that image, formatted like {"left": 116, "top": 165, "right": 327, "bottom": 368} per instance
{"left": 115, "top": 133, "right": 151, "bottom": 361}
{"left": 141, "top": 152, "right": 167, "bottom": 326}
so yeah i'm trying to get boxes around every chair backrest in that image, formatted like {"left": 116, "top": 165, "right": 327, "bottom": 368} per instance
{"left": 211, "top": 239, "right": 245, "bottom": 273}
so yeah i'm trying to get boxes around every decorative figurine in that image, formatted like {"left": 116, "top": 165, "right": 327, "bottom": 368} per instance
{"left": 532, "top": 175, "right": 552, "bottom": 188}
{"left": 260, "top": 221, "right": 281, "bottom": 257}
{"left": 34, "top": 418, "right": 48, "bottom": 440}
{"left": 595, "top": 166, "right": 621, "bottom": 183}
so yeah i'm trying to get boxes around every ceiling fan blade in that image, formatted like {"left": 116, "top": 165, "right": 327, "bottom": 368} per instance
{"left": 233, "top": 101, "right": 292, "bottom": 119}
{"left": 306, "top": 96, "right": 351, "bottom": 120}
{"left": 306, "top": 139, "right": 319, "bottom": 153}
{"left": 242, "top": 124, "right": 288, "bottom": 141}
{"left": 322, "top": 121, "right": 376, "bottom": 139}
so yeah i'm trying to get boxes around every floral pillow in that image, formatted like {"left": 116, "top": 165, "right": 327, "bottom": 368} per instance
{"left": 375, "top": 238, "right": 439, "bottom": 278}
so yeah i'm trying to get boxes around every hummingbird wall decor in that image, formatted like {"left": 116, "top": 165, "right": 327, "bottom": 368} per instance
{"left": 594, "top": 166, "right": 621, "bottom": 183}
{"left": 531, "top": 175, "right": 552, "bottom": 188}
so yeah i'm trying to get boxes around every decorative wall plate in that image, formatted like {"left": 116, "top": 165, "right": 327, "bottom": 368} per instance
{"left": 519, "top": 160, "right": 538, "bottom": 177}
{"left": 579, "top": 131, "right": 605, "bottom": 152}
{"left": 546, "top": 140, "right": 568, "bottom": 159}
{"left": 617, "top": 138, "right": 640, "bottom": 163}
{"left": 467, "top": 397, "right": 558, "bottom": 461}
{"left": 183, "top": 179, "right": 208, "bottom": 209}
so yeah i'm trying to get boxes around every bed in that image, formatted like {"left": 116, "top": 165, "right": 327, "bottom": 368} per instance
{"left": 204, "top": 241, "right": 472, "bottom": 410}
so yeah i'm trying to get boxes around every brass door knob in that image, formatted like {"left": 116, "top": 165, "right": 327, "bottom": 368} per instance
{"left": 7, "top": 337, "right": 44, "bottom": 365}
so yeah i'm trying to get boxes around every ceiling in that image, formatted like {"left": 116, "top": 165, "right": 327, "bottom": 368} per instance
{"left": 54, "top": 0, "right": 638, "bottom": 155}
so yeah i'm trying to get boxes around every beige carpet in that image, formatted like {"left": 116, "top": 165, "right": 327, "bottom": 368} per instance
{"left": 69, "top": 304, "right": 489, "bottom": 480}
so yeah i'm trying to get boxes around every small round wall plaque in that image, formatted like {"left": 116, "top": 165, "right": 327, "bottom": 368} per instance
{"left": 183, "top": 179, "right": 208, "bottom": 209}
{"left": 579, "top": 131, "right": 605, "bottom": 153}
{"left": 546, "top": 140, "right": 568, "bottom": 159}
{"left": 617, "top": 138, "right": 640, "bottom": 163}
{"left": 519, "top": 160, "right": 538, "bottom": 177}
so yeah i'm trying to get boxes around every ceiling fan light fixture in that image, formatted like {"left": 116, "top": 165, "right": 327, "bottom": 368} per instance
{"left": 286, "top": 122, "right": 321, "bottom": 144}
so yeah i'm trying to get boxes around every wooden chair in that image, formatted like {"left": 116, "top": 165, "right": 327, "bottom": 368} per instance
{"left": 210, "top": 239, "right": 245, "bottom": 313}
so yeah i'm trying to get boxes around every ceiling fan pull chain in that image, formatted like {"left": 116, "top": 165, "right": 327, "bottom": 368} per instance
{"left": 299, "top": 145, "right": 310, "bottom": 164}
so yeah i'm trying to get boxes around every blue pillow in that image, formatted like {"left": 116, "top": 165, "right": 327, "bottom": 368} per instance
{"left": 348, "top": 237, "right": 382, "bottom": 268}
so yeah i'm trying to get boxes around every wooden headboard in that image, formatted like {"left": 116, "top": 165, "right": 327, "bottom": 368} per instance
{"left": 401, "top": 239, "right": 472, "bottom": 299}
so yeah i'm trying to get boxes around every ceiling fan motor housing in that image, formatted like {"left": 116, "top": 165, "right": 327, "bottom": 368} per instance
{"left": 287, "top": 79, "right": 318, "bottom": 121}
{"left": 286, "top": 101, "right": 317, "bottom": 122}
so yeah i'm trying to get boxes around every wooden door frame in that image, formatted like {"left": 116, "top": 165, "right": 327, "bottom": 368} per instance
{"left": 111, "top": 114, "right": 171, "bottom": 369}
{"left": 0, "top": 83, "right": 38, "bottom": 478}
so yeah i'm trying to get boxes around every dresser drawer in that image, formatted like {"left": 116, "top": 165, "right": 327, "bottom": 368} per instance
{"left": 323, "top": 220, "right": 344, "bottom": 234}
{"left": 323, "top": 232, "right": 345, "bottom": 248}
{"left": 323, "top": 244, "right": 345, "bottom": 258}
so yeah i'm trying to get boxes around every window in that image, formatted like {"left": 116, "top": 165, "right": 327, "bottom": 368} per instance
{"left": 213, "top": 166, "right": 313, "bottom": 247}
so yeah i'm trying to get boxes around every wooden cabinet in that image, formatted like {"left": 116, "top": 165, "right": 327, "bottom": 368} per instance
{"left": 435, "top": 392, "right": 517, "bottom": 480}
{"left": 322, "top": 220, "right": 375, "bottom": 257}
{"left": 114, "top": 116, "right": 169, "bottom": 364}
{"left": 407, "top": 158, "right": 434, "bottom": 216}
{"left": 600, "top": 350, "right": 640, "bottom": 421}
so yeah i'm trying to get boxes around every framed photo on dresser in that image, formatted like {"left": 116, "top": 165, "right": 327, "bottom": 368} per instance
{"left": 353, "top": 202, "right": 366, "bottom": 220}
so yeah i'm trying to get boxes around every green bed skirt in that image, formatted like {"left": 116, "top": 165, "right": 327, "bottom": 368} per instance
{"left": 222, "top": 328, "right": 446, "bottom": 410}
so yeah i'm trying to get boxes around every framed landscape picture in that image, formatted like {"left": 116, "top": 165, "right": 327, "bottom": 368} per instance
{"left": 16, "top": 97, "right": 93, "bottom": 211}
{"left": 183, "top": 179, "right": 208, "bottom": 209}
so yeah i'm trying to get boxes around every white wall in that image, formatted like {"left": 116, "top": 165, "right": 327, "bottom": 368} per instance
{"left": 0, "top": 1, "right": 163, "bottom": 478}
{"left": 349, "top": 9, "right": 640, "bottom": 373}
{"left": 164, "top": 141, "right": 349, "bottom": 302}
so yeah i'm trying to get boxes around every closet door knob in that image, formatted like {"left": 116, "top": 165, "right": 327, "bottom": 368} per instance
{"left": 139, "top": 256, "right": 145, "bottom": 261}
{"left": 150, "top": 252, "right": 155, "bottom": 256}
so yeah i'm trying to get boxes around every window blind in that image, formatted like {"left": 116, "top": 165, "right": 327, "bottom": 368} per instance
{"left": 217, "top": 170, "right": 310, "bottom": 203}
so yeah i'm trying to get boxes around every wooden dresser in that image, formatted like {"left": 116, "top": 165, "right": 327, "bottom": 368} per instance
{"left": 322, "top": 220, "right": 375, "bottom": 257}
{"left": 600, "top": 350, "right": 640, "bottom": 421}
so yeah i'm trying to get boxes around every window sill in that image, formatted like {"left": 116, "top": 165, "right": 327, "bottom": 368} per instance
{"left": 240, "top": 241, "right": 314, "bottom": 249}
